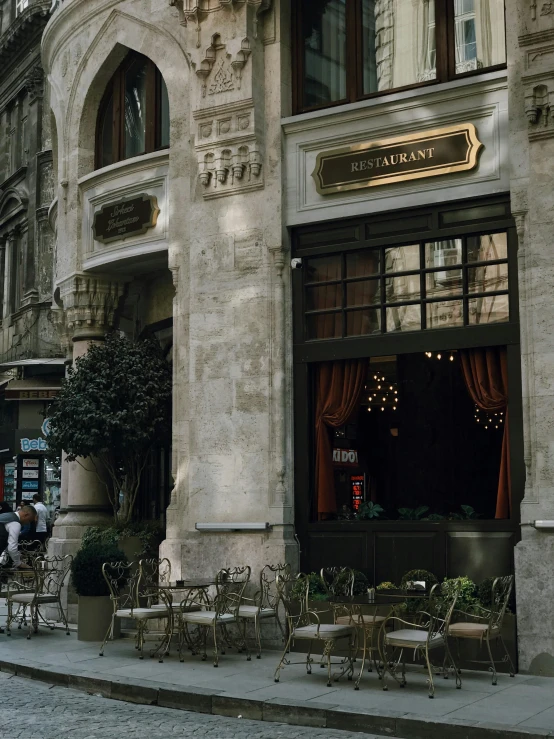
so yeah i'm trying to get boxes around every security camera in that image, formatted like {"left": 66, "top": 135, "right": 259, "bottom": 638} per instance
{"left": 291, "top": 258, "right": 303, "bottom": 269}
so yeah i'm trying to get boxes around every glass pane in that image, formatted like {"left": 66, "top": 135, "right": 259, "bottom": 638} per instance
{"left": 468, "top": 262, "right": 508, "bottom": 293}
{"left": 100, "top": 94, "right": 114, "bottom": 168}
{"left": 385, "top": 244, "right": 420, "bottom": 273}
{"left": 159, "top": 76, "right": 170, "bottom": 148}
{"left": 307, "top": 312, "right": 342, "bottom": 340}
{"left": 346, "top": 279, "right": 380, "bottom": 307}
{"left": 124, "top": 59, "right": 148, "bottom": 158}
{"left": 425, "top": 239, "right": 462, "bottom": 269}
{"left": 302, "top": 0, "right": 347, "bottom": 107}
{"left": 467, "top": 233, "right": 507, "bottom": 262}
{"left": 306, "top": 284, "right": 341, "bottom": 311}
{"left": 468, "top": 294, "right": 509, "bottom": 324}
{"left": 386, "top": 305, "right": 421, "bottom": 332}
{"left": 427, "top": 300, "right": 464, "bottom": 329}
{"left": 362, "top": 0, "right": 436, "bottom": 93}
{"left": 454, "top": 0, "right": 506, "bottom": 74}
{"left": 346, "top": 249, "right": 379, "bottom": 278}
{"left": 426, "top": 269, "right": 463, "bottom": 298}
{"left": 305, "top": 255, "right": 341, "bottom": 283}
{"left": 386, "top": 274, "right": 420, "bottom": 303}
{"left": 346, "top": 309, "right": 381, "bottom": 336}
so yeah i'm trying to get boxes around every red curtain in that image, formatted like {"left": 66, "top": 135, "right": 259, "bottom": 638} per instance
{"left": 314, "top": 360, "right": 367, "bottom": 519}
{"left": 459, "top": 347, "right": 510, "bottom": 519}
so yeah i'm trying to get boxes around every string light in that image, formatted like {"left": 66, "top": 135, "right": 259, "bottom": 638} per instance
{"left": 424, "top": 350, "right": 455, "bottom": 361}
{"left": 474, "top": 406, "right": 504, "bottom": 431}
{"left": 366, "top": 372, "right": 398, "bottom": 412}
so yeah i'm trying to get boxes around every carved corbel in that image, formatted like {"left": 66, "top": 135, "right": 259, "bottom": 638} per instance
{"left": 198, "top": 152, "right": 214, "bottom": 187}
{"left": 249, "top": 148, "right": 262, "bottom": 177}
{"left": 525, "top": 84, "right": 550, "bottom": 125}
{"left": 248, "top": 0, "right": 273, "bottom": 38}
{"left": 169, "top": 0, "right": 187, "bottom": 26}
{"left": 231, "top": 38, "right": 251, "bottom": 89}
{"left": 58, "top": 274, "right": 126, "bottom": 340}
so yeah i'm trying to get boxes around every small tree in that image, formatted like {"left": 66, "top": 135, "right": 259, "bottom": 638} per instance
{"left": 47, "top": 333, "right": 172, "bottom": 524}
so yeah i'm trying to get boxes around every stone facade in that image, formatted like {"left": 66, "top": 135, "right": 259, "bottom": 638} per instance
{"left": 41, "top": 0, "right": 554, "bottom": 673}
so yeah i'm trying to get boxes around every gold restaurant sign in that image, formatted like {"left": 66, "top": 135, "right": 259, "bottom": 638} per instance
{"left": 312, "top": 123, "right": 483, "bottom": 195}
{"left": 93, "top": 193, "right": 160, "bottom": 244}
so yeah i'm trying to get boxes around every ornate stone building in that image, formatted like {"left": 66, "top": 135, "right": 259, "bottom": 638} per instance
{"left": 42, "top": 0, "right": 554, "bottom": 674}
{"left": 0, "top": 0, "right": 60, "bottom": 511}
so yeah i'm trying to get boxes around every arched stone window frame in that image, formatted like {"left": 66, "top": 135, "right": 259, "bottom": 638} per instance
{"left": 95, "top": 51, "right": 169, "bottom": 170}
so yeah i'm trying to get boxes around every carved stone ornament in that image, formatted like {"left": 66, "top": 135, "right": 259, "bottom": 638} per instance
{"left": 25, "top": 66, "right": 44, "bottom": 102}
{"left": 195, "top": 34, "right": 251, "bottom": 96}
{"left": 57, "top": 274, "right": 126, "bottom": 338}
{"left": 170, "top": 0, "right": 272, "bottom": 38}
{"left": 193, "top": 100, "right": 263, "bottom": 197}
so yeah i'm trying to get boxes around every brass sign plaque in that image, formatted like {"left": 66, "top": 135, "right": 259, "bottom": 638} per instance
{"left": 312, "top": 124, "right": 483, "bottom": 195}
{"left": 93, "top": 193, "right": 160, "bottom": 244}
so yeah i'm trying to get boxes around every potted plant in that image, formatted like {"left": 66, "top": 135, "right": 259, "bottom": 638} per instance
{"left": 72, "top": 542, "right": 128, "bottom": 641}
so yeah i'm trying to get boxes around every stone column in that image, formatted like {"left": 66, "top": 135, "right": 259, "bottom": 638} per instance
{"left": 48, "top": 274, "right": 126, "bottom": 595}
{"left": 510, "top": 0, "right": 554, "bottom": 675}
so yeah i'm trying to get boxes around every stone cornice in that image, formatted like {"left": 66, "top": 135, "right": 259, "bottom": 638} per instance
{"left": 0, "top": 1, "right": 50, "bottom": 66}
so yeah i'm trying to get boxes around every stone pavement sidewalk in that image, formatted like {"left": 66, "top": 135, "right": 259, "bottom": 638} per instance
{"left": 0, "top": 618, "right": 553, "bottom": 739}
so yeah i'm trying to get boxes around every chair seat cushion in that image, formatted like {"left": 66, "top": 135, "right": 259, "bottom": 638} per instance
{"left": 385, "top": 629, "right": 444, "bottom": 649}
{"left": 238, "top": 606, "right": 276, "bottom": 618}
{"left": 182, "top": 611, "right": 235, "bottom": 625}
{"left": 151, "top": 604, "right": 201, "bottom": 612}
{"left": 293, "top": 623, "right": 354, "bottom": 640}
{"left": 449, "top": 622, "right": 498, "bottom": 639}
{"left": 10, "top": 593, "right": 57, "bottom": 604}
{"left": 115, "top": 607, "right": 168, "bottom": 619}
{"left": 336, "top": 614, "right": 386, "bottom": 627}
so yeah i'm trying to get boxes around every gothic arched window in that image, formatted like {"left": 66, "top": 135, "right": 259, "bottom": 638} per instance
{"left": 96, "top": 52, "right": 169, "bottom": 169}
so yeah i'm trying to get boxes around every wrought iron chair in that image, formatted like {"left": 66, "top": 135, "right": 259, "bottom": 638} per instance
{"left": 448, "top": 575, "right": 515, "bottom": 684}
{"left": 6, "top": 554, "right": 72, "bottom": 639}
{"left": 379, "top": 581, "right": 461, "bottom": 698}
{"left": 273, "top": 572, "right": 356, "bottom": 688}
{"left": 179, "top": 566, "right": 251, "bottom": 666}
{"left": 100, "top": 561, "right": 172, "bottom": 661}
{"left": 237, "top": 563, "right": 290, "bottom": 658}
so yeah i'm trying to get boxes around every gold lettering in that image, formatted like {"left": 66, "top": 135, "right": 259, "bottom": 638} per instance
{"left": 375, "top": 157, "right": 382, "bottom": 168}
{"left": 351, "top": 162, "right": 359, "bottom": 172}
{"left": 390, "top": 154, "right": 399, "bottom": 165}
{"left": 408, "top": 152, "right": 417, "bottom": 161}
{"left": 367, "top": 160, "right": 373, "bottom": 169}
{"left": 426, "top": 148, "right": 435, "bottom": 158}
{"left": 382, "top": 156, "right": 390, "bottom": 166}
{"left": 417, "top": 150, "right": 426, "bottom": 160}
{"left": 399, "top": 153, "right": 408, "bottom": 163}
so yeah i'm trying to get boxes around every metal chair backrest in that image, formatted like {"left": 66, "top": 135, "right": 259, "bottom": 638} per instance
{"left": 321, "top": 567, "right": 355, "bottom": 599}
{"left": 277, "top": 572, "right": 310, "bottom": 621}
{"left": 19, "top": 540, "right": 45, "bottom": 567}
{"left": 214, "top": 566, "right": 251, "bottom": 618}
{"left": 426, "top": 581, "right": 460, "bottom": 638}
{"left": 489, "top": 575, "right": 513, "bottom": 631}
{"left": 33, "top": 554, "right": 73, "bottom": 598}
{"left": 102, "top": 561, "right": 140, "bottom": 612}
{"left": 258, "top": 563, "right": 291, "bottom": 610}
{"left": 138, "top": 557, "right": 172, "bottom": 608}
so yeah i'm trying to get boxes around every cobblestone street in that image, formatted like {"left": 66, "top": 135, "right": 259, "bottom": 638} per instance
{"left": 0, "top": 672, "right": 378, "bottom": 739}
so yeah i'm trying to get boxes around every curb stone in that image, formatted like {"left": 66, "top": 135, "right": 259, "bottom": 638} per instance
{"left": 0, "top": 658, "right": 552, "bottom": 739}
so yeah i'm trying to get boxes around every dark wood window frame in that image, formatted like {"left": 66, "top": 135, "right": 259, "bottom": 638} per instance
{"left": 292, "top": 0, "right": 507, "bottom": 115}
{"left": 95, "top": 52, "right": 169, "bottom": 170}
{"left": 292, "top": 196, "right": 524, "bottom": 550}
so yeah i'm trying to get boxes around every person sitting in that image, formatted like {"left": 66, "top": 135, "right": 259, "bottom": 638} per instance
{"left": 0, "top": 505, "right": 38, "bottom": 570}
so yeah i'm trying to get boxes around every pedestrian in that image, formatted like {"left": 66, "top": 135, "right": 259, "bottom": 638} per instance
{"left": 32, "top": 494, "right": 49, "bottom": 546}
{"left": 0, "top": 505, "right": 37, "bottom": 569}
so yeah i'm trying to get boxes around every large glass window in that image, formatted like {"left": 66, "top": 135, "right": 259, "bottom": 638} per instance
{"left": 302, "top": 232, "right": 509, "bottom": 339}
{"left": 96, "top": 52, "right": 169, "bottom": 169}
{"left": 294, "top": 0, "right": 506, "bottom": 113}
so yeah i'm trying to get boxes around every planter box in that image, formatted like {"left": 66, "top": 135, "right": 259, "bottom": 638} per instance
{"left": 77, "top": 595, "right": 120, "bottom": 642}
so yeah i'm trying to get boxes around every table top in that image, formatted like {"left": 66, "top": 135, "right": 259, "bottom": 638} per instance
{"left": 157, "top": 580, "right": 214, "bottom": 589}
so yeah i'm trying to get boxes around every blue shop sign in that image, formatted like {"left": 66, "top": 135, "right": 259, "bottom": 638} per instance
{"left": 22, "top": 480, "right": 39, "bottom": 491}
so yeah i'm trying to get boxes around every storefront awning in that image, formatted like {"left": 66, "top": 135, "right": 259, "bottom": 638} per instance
{"left": 4, "top": 378, "right": 61, "bottom": 401}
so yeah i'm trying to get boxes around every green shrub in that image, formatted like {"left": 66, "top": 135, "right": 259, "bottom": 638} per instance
{"left": 81, "top": 522, "right": 162, "bottom": 557}
{"left": 441, "top": 576, "right": 477, "bottom": 611}
{"left": 71, "top": 542, "right": 128, "bottom": 597}
{"left": 357, "top": 502, "right": 384, "bottom": 520}
{"left": 376, "top": 581, "right": 397, "bottom": 590}
{"left": 291, "top": 572, "right": 328, "bottom": 602}
{"left": 477, "top": 577, "right": 495, "bottom": 609}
